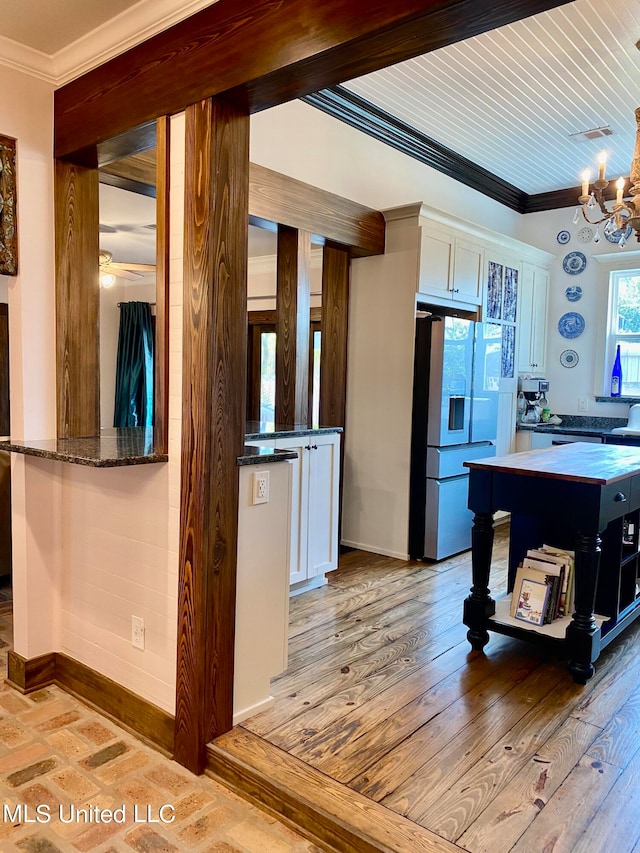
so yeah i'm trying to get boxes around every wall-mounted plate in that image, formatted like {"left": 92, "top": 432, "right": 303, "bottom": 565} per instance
{"left": 577, "top": 227, "right": 594, "bottom": 243}
{"left": 558, "top": 312, "right": 585, "bottom": 339}
{"left": 565, "top": 285, "right": 582, "bottom": 302}
{"left": 560, "top": 349, "right": 579, "bottom": 368}
{"left": 556, "top": 230, "right": 571, "bottom": 244}
{"left": 605, "top": 224, "right": 633, "bottom": 245}
{"left": 562, "top": 251, "right": 587, "bottom": 275}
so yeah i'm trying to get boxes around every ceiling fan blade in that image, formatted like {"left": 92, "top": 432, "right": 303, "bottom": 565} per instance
{"left": 110, "top": 262, "right": 156, "bottom": 272}
{"left": 103, "top": 264, "right": 143, "bottom": 281}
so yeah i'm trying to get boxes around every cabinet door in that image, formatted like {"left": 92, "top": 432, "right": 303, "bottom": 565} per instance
{"left": 517, "top": 264, "right": 548, "bottom": 373}
{"left": 528, "top": 266, "right": 549, "bottom": 373}
{"left": 417, "top": 225, "right": 453, "bottom": 297}
{"left": 452, "top": 239, "right": 483, "bottom": 304}
{"left": 307, "top": 434, "right": 340, "bottom": 577}
{"left": 274, "top": 437, "right": 310, "bottom": 585}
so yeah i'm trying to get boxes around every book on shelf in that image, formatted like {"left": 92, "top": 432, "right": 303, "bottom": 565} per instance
{"left": 510, "top": 546, "right": 575, "bottom": 624}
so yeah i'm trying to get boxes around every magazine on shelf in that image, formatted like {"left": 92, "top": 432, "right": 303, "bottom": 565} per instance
{"left": 512, "top": 575, "right": 551, "bottom": 626}
{"left": 510, "top": 546, "right": 575, "bottom": 623}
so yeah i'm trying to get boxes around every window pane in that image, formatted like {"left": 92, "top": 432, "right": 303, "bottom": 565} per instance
{"left": 616, "top": 275, "right": 640, "bottom": 334}
{"left": 619, "top": 340, "right": 640, "bottom": 396}
{"left": 260, "top": 332, "right": 276, "bottom": 423}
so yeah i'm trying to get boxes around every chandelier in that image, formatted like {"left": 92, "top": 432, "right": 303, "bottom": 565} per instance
{"left": 575, "top": 107, "right": 640, "bottom": 246}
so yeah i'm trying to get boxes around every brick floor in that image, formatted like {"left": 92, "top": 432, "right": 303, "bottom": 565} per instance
{"left": 0, "top": 605, "right": 323, "bottom": 853}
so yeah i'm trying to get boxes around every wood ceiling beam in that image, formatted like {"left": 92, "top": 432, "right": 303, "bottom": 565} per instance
{"left": 54, "top": 0, "right": 572, "bottom": 160}
{"left": 99, "top": 157, "right": 385, "bottom": 257}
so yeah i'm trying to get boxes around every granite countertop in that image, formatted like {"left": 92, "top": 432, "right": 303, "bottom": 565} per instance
{"left": 237, "top": 446, "right": 298, "bottom": 466}
{"left": 516, "top": 415, "right": 628, "bottom": 439}
{"left": 0, "top": 428, "right": 168, "bottom": 467}
{"left": 245, "top": 421, "right": 343, "bottom": 440}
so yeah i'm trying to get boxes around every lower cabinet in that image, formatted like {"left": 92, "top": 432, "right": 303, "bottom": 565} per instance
{"left": 244, "top": 431, "right": 341, "bottom": 589}
{"left": 275, "top": 432, "right": 340, "bottom": 589}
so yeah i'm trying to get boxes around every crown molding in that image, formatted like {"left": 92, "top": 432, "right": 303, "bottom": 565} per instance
{"left": 303, "top": 86, "right": 527, "bottom": 213}
{"left": 0, "top": 0, "right": 218, "bottom": 87}
{"left": 0, "top": 35, "right": 55, "bottom": 84}
{"left": 54, "top": 0, "right": 218, "bottom": 85}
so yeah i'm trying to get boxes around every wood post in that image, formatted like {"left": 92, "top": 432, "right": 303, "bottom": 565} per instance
{"left": 55, "top": 160, "right": 100, "bottom": 438}
{"left": 319, "top": 243, "right": 350, "bottom": 428}
{"left": 276, "top": 226, "right": 311, "bottom": 425}
{"left": 174, "top": 95, "right": 250, "bottom": 774}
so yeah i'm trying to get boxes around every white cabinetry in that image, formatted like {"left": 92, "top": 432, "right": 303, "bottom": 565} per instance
{"left": 275, "top": 432, "right": 340, "bottom": 590}
{"left": 245, "top": 431, "right": 340, "bottom": 589}
{"left": 417, "top": 222, "right": 483, "bottom": 305}
{"left": 517, "top": 263, "right": 549, "bottom": 374}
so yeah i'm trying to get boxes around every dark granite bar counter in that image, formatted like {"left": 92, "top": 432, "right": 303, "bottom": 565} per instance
{"left": 245, "top": 421, "right": 343, "bottom": 440}
{"left": 237, "top": 446, "right": 298, "bottom": 466}
{"left": 0, "top": 428, "right": 167, "bottom": 467}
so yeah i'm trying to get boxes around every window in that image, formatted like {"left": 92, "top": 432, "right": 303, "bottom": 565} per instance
{"left": 607, "top": 269, "right": 640, "bottom": 396}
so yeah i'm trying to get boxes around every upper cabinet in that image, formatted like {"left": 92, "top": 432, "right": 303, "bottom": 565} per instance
{"left": 517, "top": 262, "right": 550, "bottom": 375}
{"left": 417, "top": 221, "right": 484, "bottom": 306}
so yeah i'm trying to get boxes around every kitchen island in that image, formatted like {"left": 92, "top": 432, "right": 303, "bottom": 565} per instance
{"left": 463, "top": 442, "right": 640, "bottom": 683}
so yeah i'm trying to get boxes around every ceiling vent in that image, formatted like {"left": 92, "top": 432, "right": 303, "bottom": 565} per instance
{"left": 569, "top": 126, "right": 614, "bottom": 143}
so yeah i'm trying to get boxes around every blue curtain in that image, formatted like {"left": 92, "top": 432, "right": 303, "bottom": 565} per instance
{"left": 113, "top": 301, "right": 154, "bottom": 428}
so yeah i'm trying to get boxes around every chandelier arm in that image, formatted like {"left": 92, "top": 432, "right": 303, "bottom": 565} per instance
{"left": 580, "top": 205, "right": 617, "bottom": 227}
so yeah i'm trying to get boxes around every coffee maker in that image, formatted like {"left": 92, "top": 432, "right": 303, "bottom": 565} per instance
{"left": 518, "top": 377, "right": 549, "bottom": 423}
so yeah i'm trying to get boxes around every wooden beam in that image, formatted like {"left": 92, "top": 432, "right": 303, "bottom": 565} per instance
{"left": 249, "top": 164, "right": 384, "bottom": 258}
{"left": 100, "top": 149, "right": 157, "bottom": 187}
{"left": 54, "top": 0, "right": 572, "bottom": 159}
{"left": 319, "top": 244, "right": 350, "bottom": 428}
{"left": 154, "top": 117, "right": 170, "bottom": 454}
{"left": 55, "top": 160, "right": 100, "bottom": 438}
{"left": 174, "top": 95, "right": 249, "bottom": 774}
{"left": 276, "top": 227, "right": 311, "bottom": 425}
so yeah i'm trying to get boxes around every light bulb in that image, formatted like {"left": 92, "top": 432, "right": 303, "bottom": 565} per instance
{"left": 581, "top": 170, "right": 591, "bottom": 197}
{"left": 100, "top": 272, "right": 116, "bottom": 288}
{"left": 616, "top": 177, "right": 625, "bottom": 204}
{"left": 597, "top": 150, "right": 608, "bottom": 181}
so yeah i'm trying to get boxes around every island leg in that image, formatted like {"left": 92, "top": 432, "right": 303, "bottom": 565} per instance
{"left": 463, "top": 511, "right": 496, "bottom": 651}
{"left": 566, "top": 531, "right": 602, "bottom": 684}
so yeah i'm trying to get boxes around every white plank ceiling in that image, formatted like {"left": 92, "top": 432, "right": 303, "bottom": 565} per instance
{"left": 343, "top": 0, "right": 640, "bottom": 195}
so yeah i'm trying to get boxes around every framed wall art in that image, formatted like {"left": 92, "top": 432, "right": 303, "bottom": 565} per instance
{"left": 0, "top": 135, "right": 17, "bottom": 276}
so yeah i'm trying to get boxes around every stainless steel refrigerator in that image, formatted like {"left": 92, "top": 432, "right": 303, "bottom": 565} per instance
{"left": 409, "top": 313, "right": 499, "bottom": 560}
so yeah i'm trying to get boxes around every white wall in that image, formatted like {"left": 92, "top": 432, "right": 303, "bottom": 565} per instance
{"left": 0, "top": 65, "right": 61, "bottom": 660}
{"left": 519, "top": 208, "right": 638, "bottom": 418}
{"left": 56, "top": 118, "right": 184, "bottom": 713}
{"left": 250, "top": 100, "right": 521, "bottom": 236}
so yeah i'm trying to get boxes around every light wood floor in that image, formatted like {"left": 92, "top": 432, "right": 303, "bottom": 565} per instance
{"left": 219, "top": 528, "right": 640, "bottom": 853}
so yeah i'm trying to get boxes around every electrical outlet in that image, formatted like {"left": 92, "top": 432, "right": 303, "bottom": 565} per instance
{"left": 252, "top": 470, "right": 269, "bottom": 505}
{"left": 578, "top": 397, "right": 589, "bottom": 412}
{"left": 131, "top": 616, "right": 145, "bottom": 650}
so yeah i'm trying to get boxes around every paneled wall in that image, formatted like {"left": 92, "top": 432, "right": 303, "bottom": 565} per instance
{"left": 56, "top": 115, "right": 185, "bottom": 714}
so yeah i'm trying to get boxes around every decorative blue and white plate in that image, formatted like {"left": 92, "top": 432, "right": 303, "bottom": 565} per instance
{"left": 556, "top": 230, "right": 571, "bottom": 245}
{"left": 560, "top": 349, "right": 579, "bottom": 368}
{"left": 565, "top": 285, "right": 583, "bottom": 302}
{"left": 605, "top": 224, "right": 633, "bottom": 245}
{"left": 562, "top": 252, "right": 587, "bottom": 275}
{"left": 558, "top": 312, "right": 585, "bottom": 339}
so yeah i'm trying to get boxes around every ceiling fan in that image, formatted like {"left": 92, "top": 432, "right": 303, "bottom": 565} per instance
{"left": 99, "top": 249, "right": 156, "bottom": 286}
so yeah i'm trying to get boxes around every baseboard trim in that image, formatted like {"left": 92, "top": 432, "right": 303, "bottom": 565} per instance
{"left": 232, "top": 696, "right": 274, "bottom": 727}
{"left": 5, "top": 651, "right": 174, "bottom": 756}
{"left": 340, "top": 539, "right": 410, "bottom": 561}
{"left": 206, "top": 727, "right": 460, "bottom": 853}
{"left": 6, "top": 651, "right": 57, "bottom": 694}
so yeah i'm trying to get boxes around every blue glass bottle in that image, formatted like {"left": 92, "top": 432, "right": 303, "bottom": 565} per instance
{"left": 611, "top": 344, "right": 622, "bottom": 397}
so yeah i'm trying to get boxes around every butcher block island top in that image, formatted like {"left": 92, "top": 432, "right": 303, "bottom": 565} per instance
{"left": 464, "top": 441, "right": 640, "bottom": 485}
